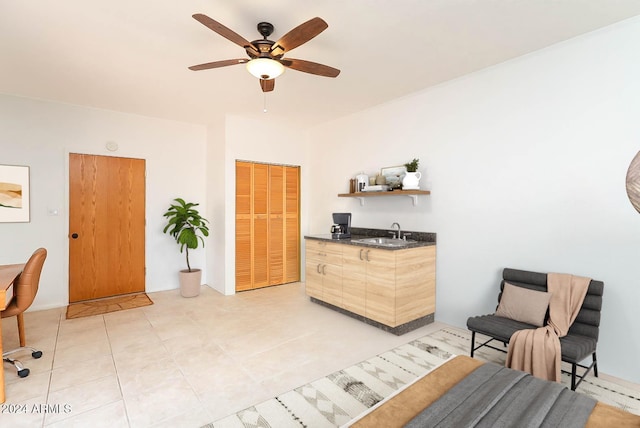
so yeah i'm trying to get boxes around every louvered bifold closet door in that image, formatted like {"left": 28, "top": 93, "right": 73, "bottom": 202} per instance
{"left": 235, "top": 161, "right": 300, "bottom": 291}
{"left": 285, "top": 166, "right": 300, "bottom": 283}
{"left": 252, "top": 163, "right": 270, "bottom": 288}
{"left": 235, "top": 162, "right": 253, "bottom": 291}
{"left": 269, "top": 165, "right": 285, "bottom": 285}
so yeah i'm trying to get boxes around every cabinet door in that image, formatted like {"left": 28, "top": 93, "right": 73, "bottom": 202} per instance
{"left": 396, "top": 246, "right": 436, "bottom": 325}
{"left": 365, "top": 248, "right": 397, "bottom": 326}
{"left": 318, "top": 242, "right": 343, "bottom": 307}
{"left": 305, "top": 258, "right": 323, "bottom": 299}
{"left": 322, "top": 262, "right": 343, "bottom": 307}
{"left": 342, "top": 246, "right": 367, "bottom": 316}
{"left": 305, "top": 240, "right": 342, "bottom": 304}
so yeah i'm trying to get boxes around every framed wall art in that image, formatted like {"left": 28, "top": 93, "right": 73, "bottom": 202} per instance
{"left": 380, "top": 165, "right": 407, "bottom": 189}
{"left": 0, "top": 164, "right": 30, "bottom": 222}
{"left": 627, "top": 150, "right": 640, "bottom": 214}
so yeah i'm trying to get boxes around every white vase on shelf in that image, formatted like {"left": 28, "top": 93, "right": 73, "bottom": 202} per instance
{"left": 402, "top": 171, "right": 421, "bottom": 190}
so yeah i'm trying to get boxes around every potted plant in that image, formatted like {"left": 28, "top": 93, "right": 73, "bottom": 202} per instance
{"left": 402, "top": 158, "right": 422, "bottom": 190}
{"left": 163, "top": 198, "right": 210, "bottom": 297}
{"left": 404, "top": 158, "right": 420, "bottom": 173}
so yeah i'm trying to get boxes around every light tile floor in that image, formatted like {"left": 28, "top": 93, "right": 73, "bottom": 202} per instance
{"left": 1, "top": 283, "right": 447, "bottom": 427}
{"left": 1, "top": 282, "right": 638, "bottom": 427}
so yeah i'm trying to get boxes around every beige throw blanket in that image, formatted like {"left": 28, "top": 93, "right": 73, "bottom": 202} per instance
{"left": 505, "top": 273, "right": 591, "bottom": 382}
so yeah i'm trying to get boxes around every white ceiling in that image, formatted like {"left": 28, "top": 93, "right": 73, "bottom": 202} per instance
{"left": 2, "top": 1, "right": 640, "bottom": 127}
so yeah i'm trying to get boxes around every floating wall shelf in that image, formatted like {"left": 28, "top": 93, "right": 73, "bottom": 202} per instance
{"left": 338, "top": 190, "right": 431, "bottom": 206}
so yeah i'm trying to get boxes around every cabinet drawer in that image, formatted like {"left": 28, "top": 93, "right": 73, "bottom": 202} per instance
{"left": 306, "top": 240, "right": 342, "bottom": 264}
{"left": 306, "top": 239, "right": 342, "bottom": 253}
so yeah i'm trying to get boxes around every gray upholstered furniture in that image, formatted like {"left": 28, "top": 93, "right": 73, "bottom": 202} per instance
{"left": 466, "top": 268, "right": 604, "bottom": 390}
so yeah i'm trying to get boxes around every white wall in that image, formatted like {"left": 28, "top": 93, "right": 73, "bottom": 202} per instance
{"left": 0, "top": 95, "right": 208, "bottom": 309}
{"left": 206, "top": 118, "right": 226, "bottom": 295}
{"left": 307, "top": 17, "right": 640, "bottom": 382}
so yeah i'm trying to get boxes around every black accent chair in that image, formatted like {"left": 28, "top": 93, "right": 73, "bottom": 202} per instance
{"left": 466, "top": 268, "right": 604, "bottom": 390}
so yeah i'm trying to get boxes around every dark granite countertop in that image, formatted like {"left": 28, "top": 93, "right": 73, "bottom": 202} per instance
{"left": 304, "top": 227, "right": 436, "bottom": 250}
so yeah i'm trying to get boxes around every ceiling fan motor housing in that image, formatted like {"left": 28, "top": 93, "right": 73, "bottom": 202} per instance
{"left": 247, "top": 22, "right": 279, "bottom": 58}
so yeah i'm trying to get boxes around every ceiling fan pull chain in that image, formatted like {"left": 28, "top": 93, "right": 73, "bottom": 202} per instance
{"left": 263, "top": 93, "right": 268, "bottom": 113}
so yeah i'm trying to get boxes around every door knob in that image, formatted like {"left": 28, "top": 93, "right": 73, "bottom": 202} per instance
{"left": 71, "top": 233, "right": 79, "bottom": 239}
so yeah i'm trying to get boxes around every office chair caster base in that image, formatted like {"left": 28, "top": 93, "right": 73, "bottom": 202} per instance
{"left": 4, "top": 356, "right": 31, "bottom": 378}
{"left": 32, "top": 351, "right": 42, "bottom": 359}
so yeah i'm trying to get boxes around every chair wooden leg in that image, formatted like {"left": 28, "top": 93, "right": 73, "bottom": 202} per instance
{"left": 17, "top": 313, "right": 26, "bottom": 347}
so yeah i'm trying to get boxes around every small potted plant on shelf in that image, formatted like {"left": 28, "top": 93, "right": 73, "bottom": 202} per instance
{"left": 402, "top": 158, "right": 422, "bottom": 190}
{"left": 163, "top": 198, "right": 210, "bottom": 297}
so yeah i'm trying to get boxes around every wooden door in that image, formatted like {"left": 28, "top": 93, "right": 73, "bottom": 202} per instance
{"left": 252, "top": 163, "right": 270, "bottom": 288}
{"left": 235, "top": 161, "right": 300, "bottom": 291}
{"left": 269, "top": 165, "right": 285, "bottom": 285}
{"left": 69, "top": 153, "right": 145, "bottom": 302}
{"left": 235, "top": 162, "right": 253, "bottom": 291}
{"left": 284, "top": 166, "right": 300, "bottom": 282}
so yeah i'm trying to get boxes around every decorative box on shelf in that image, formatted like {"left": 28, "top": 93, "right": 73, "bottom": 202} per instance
{"left": 362, "top": 185, "right": 390, "bottom": 192}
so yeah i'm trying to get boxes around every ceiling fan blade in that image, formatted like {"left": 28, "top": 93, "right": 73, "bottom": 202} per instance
{"left": 260, "top": 79, "right": 275, "bottom": 92}
{"left": 271, "top": 17, "right": 328, "bottom": 55}
{"left": 280, "top": 58, "right": 340, "bottom": 78}
{"left": 188, "top": 58, "right": 248, "bottom": 71}
{"left": 192, "top": 14, "right": 259, "bottom": 56}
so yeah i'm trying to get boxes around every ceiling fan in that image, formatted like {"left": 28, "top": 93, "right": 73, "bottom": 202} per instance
{"left": 189, "top": 14, "right": 340, "bottom": 92}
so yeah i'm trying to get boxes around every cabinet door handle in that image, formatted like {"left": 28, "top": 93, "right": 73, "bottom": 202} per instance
{"left": 365, "top": 250, "right": 370, "bottom": 261}
{"left": 317, "top": 264, "right": 321, "bottom": 274}
{"left": 359, "top": 249, "right": 363, "bottom": 260}
{"left": 322, "top": 264, "right": 326, "bottom": 275}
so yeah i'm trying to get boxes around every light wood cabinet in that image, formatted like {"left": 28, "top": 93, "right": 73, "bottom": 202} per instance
{"left": 305, "top": 239, "right": 436, "bottom": 331}
{"left": 395, "top": 246, "right": 436, "bottom": 325}
{"left": 341, "top": 246, "right": 367, "bottom": 316}
{"left": 363, "top": 248, "right": 397, "bottom": 326}
{"left": 305, "top": 240, "right": 342, "bottom": 306}
{"left": 236, "top": 161, "right": 300, "bottom": 291}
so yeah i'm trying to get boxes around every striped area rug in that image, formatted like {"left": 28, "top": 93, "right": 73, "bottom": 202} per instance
{"left": 204, "top": 328, "right": 640, "bottom": 427}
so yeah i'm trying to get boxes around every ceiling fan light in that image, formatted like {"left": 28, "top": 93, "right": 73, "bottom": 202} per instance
{"left": 246, "top": 58, "right": 285, "bottom": 80}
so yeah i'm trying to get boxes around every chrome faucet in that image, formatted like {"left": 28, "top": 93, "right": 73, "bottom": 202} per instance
{"left": 390, "top": 222, "right": 401, "bottom": 239}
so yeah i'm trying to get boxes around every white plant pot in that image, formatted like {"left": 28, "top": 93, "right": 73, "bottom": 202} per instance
{"left": 402, "top": 171, "right": 422, "bottom": 190}
{"left": 179, "top": 269, "right": 202, "bottom": 297}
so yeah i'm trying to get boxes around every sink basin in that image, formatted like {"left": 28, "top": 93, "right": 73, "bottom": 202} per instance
{"left": 353, "top": 237, "right": 414, "bottom": 247}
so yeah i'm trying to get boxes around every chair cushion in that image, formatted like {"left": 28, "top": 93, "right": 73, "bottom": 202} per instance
{"left": 558, "top": 334, "right": 597, "bottom": 363}
{"left": 494, "top": 282, "right": 551, "bottom": 327}
{"left": 467, "top": 314, "right": 534, "bottom": 343}
{"left": 467, "top": 314, "right": 597, "bottom": 363}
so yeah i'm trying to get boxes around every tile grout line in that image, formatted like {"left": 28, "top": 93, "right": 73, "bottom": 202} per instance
{"left": 41, "top": 309, "right": 64, "bottom": 428}
{"left": 104, "top": 314, "right": 133, "bottom": 428}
